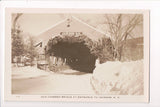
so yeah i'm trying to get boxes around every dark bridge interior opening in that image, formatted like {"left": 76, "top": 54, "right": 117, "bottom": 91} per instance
{"left": 51, "top": 41, "right": 97, "bottom": 73}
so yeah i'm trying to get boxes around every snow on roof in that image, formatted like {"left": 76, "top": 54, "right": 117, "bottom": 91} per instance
{"left": 35, "top": 16, "right": 110, "bottom": 47}
{"left": 71, "top": 16, "right": 110, "bottom": 37}
{"left": 36, "top": 18, "right": 68, "bottom": 36}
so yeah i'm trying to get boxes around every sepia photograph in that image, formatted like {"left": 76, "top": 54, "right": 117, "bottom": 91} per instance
{"left": 4, "top": 8, "right": 149, "bottom": 102}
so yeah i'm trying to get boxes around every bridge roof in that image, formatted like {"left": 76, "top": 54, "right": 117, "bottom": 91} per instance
{"left": 35, "top": 16, "right": 110, "bottom": 48}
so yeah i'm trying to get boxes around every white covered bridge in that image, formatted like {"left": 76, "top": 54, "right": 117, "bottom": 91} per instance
{"left": 35, "top": 16, "right": 113, "bottom": 73}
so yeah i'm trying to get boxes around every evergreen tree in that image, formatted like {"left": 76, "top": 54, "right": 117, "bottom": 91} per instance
{"left": 12, "top": 13, "right": 24, "bottom": 63}
{"left": 12, "top": 27, "right": 24, "bottom": 62}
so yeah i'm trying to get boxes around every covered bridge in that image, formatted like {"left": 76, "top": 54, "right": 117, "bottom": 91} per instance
{"left": 35, "top": 16, "right": 114, "bottom": 73}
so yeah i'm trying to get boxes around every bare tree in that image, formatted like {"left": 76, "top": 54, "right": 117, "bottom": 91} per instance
{"left": 105, "top": 14, "right": 143, "bottom": 60}
{"left": 12, "top": 13, "right": 23, "bottom": 29}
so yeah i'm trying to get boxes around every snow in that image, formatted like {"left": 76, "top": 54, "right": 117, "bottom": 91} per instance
{"left": 12, "top": 66, "right": 50, "bottom": 79}
{"left": 12, "top": 60, "right": 144, "bottom": 95}
{"left": 12, "top": 66, "right": 94, "bottom": 95}
{"left": 91, "top": 60, "right": 144, "bottom": 95}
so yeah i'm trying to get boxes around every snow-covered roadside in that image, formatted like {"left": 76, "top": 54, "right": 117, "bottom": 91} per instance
{"left": 90, "top": 60, "right": 144, "bottom": 95}
{"left": 12, "top": 61, "right": 144, "bottom": 95}
{"left": 12, "top": 66, "right": 94, "bottom": 94}
{"left": 12, "top": 66, "right": 51, "bottom": 79}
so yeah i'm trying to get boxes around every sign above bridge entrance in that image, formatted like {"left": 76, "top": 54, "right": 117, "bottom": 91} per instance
{"left": 60, "top": 32, "right": 83, "bottom": 36}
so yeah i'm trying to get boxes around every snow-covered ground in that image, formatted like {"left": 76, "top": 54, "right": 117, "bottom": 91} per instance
{"left": 91, "top": 60, "right": 144, "bottom": 95}
{"left": 12, "top": 60, "right": 144, "bottom": 95}
{"left": 12, "top": 66, "right": 94, "bottom": 95}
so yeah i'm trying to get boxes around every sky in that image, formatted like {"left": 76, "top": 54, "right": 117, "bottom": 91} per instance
{"left": 12, "top": 13, "right": 143, "bottom": 38}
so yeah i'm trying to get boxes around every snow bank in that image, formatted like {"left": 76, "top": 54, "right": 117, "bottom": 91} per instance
{"left": 91, "top": 60, "right": 143, "bottom": 95}
{"left": 12, "top": 66, "right": 51, "bottom": 79}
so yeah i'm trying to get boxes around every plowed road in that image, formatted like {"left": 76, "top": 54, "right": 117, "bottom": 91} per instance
{"left": 12, "top": 66, "right": 95, "bottom": 95}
